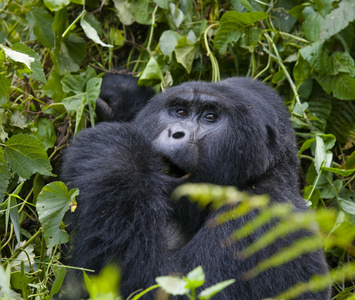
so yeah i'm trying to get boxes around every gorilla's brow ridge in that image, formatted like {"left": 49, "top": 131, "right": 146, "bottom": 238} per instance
{"left": 166, "top": 92, "right": 227, "bottom": 111}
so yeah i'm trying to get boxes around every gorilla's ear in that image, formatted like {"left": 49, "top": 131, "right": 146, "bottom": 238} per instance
{"left": 266, "top": 125, "right": 279, "bottom": 153}
{"left": 96, "top": 96, "right": 113, "bottom": 120}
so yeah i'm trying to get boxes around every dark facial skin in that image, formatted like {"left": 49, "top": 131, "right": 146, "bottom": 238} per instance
{"left": 152, "top": 95, "right": 229, "bottom": 177}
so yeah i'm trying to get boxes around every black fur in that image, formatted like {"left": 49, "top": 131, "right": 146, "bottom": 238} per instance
{"left": 96, "top": 72, "right": 155, "bottom": 122}
{"left": 62, "top": 77, "right": 330, "bottom": 299}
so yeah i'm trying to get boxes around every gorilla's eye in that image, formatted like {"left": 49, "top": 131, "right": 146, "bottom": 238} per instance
{"left": 176, "top": 109, "right": 188, "bottom": 117}
{"left": 204, "top": 113, "right": 218, "bottom": 121}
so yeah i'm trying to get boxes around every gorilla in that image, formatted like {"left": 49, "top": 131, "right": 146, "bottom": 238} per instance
{"left": 62, "top": 75, "right": 330, "bottom": 299}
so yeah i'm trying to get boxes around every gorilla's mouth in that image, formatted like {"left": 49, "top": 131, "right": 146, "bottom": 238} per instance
{"left": 163, "top": 157, "right": 191, "bottom": 179}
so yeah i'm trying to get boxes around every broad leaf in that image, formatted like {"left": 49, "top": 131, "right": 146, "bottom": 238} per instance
{"left": 113, "top": 0, "right": 135, "bottom": 25}
{"left": 80, "top": 18, "right": 113, "bottom": 48}
{"left": 1, "top": 45, "right": 34, "bottom": 69}
{"left": 214, "top": 11, "right": 268, "bottom": 53}
{"left": 339, "top": 199, "right": 355, "bottom": 215}
{"left": 185, "top": 266, "right": 205, "bottom": 289}
{"left": 12, "top": 43, "right": 46, "bottom": 83}
{"left": 36, "top": 181, "right": 78, "bottom": 248}
{"left": 302, "top": 7, "right": 324, "bottom": 41}
{"left": 26, "top": 7, "right": 55, "bottom": 48}
{"left": 44, "top": 0, "right": 70, "bottom": 11}
{"left": 0, "top": 76, "right": 11, "bottom": 98}
{"left": 320, "top": 0, "right": 355, "bottom": 40}
{"left": 169, "top": 3, "right": 184, "bottom": 28}
{"left": 317, "top": 74, "right": 355, "bottom": 100}
{"left": 160, "top": 30, "right": 183, "bottom": 57}
{"left": 174, "top": 36, "right": 196, "bottom": 74}
{"left": 138, "top": 56, "right": 164, "bottom": 86}
{"left": 43, "top": 71, "right": 65, "bottom": 102}
{"left": 36, "top": 118, "right": 57, "bottom": 150}
{"left": 156, "top": 276, "right": 189, "bottom": 296}
{"left": 131, "top": 0, "right": 155, "bottom": 25}
{"left": 299, "top": 41, "right": 330, "bottom": 74}
{"left": 4, "top": 134, "right": 53, "bottom": 179}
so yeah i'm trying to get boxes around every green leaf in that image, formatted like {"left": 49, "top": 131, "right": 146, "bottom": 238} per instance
{"left": 321, "top": 167, "right": 355, "bottom": 176}
{"left": 154, "top": 0, "right": 169, "bottom": 10}
{"left": 160, "top": 30, "right": 183, "bottom": 57}
{"left": 9, "top": 195, "right": 21, "bottom": 243}
{"left": 317, "top": 73, "right": 355, "bottom": 100}
{"left": 44, "top": 0, "right": 70, "bottom": 11}
{"left": 80, "top": 17, "right": 112, "bottom": 48}
{"left": 0, "top": 148, "right": 11, "bottom": 201}
{"left": 36, "top": 181, "right": 78, "bottom": 247}
{"left": 320, "top": 179, "right": 342, "bottom": 199}
{"left": 339, "top": 199, "right": 355, "bottom": 215}
{"left": 298, "top": 138, "right": 315, "bottom": 156}
{"left": 112, "top": 0, "right": 135, "bottom": 25}
{"left": 138, "top": 56, "right": 164, "bottom": 86}
{"left": 36, "top": 118, "right": 57, "bottom": 150}
{"left": 49, "top": 267, "right": 67, "bottom": 298}
{"left": 12, "top": 43, "right": 46, "bottom": 83}
{"left": 57, "top": 34, "right": 86, "bottom": 74}
{"left": 87, "top": 265, "right": 121, "bottom": 298}
{"left": 61, "top": 66, "right": 97, "bottom": 94}
{"left": 199, "top": 279, "right": 235, "bottom": 299}
{"left": 291, "top": 102, "right": 308, "bottom": 117}
{"left": 238, "top": 0, "right": 254, "bottom": 12}
{"left": 272, "top": 69, "right": 286, "bottom": 84}
{"left": 62, "top": 94, "right": 85, "bottom": 113}
{"left": 131, "top": 0, "right": 155, "bottom": 25}
{"left": 1, "top": 45, "right": 35, "bottom": 69}
{"left": 320, "top": 0, "right": 355, "bottom": 40}
{"left": 330, "top": 51, "right": 355, "bottom": 76}
{"left": 26, "top": 7, "right": 55, "bottom": 48}
{"left": 302, "top": 6, "right": 324, "bottom": 41}
{"left": 43, "top": 71, "right": 65, "bottom": 102}
{"left": 271, "top": 0, "right": 298, "bottom": 33}
{"left": 239, "top": 27, "right": 262, "bottom": 53}
{"left": 303, "top": 185, "right": 320, "bottom": 207}
{"left": 299, "top": 41, "right": 330, "bottom": 74}
{"left": 6, "top": 182, "right": 23, "bottom": 244}
{"left": 174, "top": 36, "right": 197, "bottom": 74}
{"left": 0, "top": 75, "right": 11, "bottom": 98}
{"left": 185, "top": 266, "right": 205, "bottom": 289}
{"left": 156, "top": 276, "right": 189, "bottom": 296}
{"left": 86, "top": 77, "right": 102, "bottom": 106}
{"left": 215, "top": 31, "right": 242, "bottom": 54}
{"left": 4, "top": 134, "right": 53, "bottom": 179}
{"left": 314, "top": 134, "right": 335, "bottom": 174}
{"left": 0, "top": 266, "right": 15, "bottom": 298}
{"left": 345, "top": 151, "right": 355, "bottom": 169}
{"left": 169, "top": 3, "right": 184, "bottom": 28}
{"left": 214, "top": 11, "right": 268, "bottom": 53}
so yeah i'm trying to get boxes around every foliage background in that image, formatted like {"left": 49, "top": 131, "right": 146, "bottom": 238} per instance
{"left": 0, "top": 0, "right": 355, "bottom": 299}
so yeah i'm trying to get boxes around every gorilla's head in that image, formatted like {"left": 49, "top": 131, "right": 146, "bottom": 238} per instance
{"left": 134, "top": 78, "right": 298, "bottom": 188}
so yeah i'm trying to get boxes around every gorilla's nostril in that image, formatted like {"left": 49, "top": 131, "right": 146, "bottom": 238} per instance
{"left": 172, "top": 131, "right": 185, "bottom": 139}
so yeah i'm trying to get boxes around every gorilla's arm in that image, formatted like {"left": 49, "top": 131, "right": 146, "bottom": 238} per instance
{"left": 62, "top": 123, "right": 171, "bottom": 296}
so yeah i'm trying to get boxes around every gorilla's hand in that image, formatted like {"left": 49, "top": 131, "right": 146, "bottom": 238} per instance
{"left": 96, "top": 72, "right": 155, "bottom": 122}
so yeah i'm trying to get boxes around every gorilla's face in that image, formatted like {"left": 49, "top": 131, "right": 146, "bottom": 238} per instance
{"left": 151, "top": 92, "right": 229, "bottom": 180}
{"left": 134, "top": 79, "right": 295, "bottom": 187}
